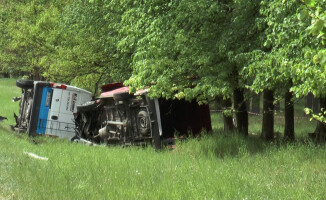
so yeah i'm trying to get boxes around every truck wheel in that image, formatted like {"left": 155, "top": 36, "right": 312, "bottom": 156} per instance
{"left": 16, "top": 80, "right": 34, "bottom": 89}
{"left": 113, "top": 92, "right": 134, "bottom": 101}
{"left": 137, "top": 110, "right": 150, "bottom": 135}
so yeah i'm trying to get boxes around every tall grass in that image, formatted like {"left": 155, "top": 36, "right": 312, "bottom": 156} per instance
{"left": 1, "top": 78, "right": 326, "bottom": 200}
{"left": 1, "top": 129, "right": 326, "bottom": 199}
{"left": 211, "top": 111, "right": 316, "bottom": 138}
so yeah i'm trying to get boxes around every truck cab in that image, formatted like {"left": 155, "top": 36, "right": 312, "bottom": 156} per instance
{"left": 12, "top": 80, "right": 92, "bottom": 139}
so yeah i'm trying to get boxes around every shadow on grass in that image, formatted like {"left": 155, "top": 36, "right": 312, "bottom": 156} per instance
{"left": 0, "top": 125, "right": 62, "bottom": 146}
{"left": 2, "top": 123, "right": 324, "bottom": 160}
{"left": 174, "top": 129, "right": 323, "bottom": 159}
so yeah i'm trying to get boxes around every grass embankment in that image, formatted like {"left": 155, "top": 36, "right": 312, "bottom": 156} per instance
{"left": 1, "top": 78, "right": 326, "bottom": 200}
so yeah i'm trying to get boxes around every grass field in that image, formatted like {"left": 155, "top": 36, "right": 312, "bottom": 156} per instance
{"left": 1, "top": 78, "right": 326, "bottom": 200}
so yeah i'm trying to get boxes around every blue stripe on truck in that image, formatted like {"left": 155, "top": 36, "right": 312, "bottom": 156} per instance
{"left": 36, "top": 87, "right": 53, "bottom": 134}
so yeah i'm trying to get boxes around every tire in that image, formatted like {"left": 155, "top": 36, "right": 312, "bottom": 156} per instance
{"left": 137, "top": 110, "right": 151, "bottom": 135}
{"left": 16, "top": 80, "right": 34, "bottom": 89}
{"left": 113, "top": 92, "right": 134, "bottom": 101}
{"left": 77, "top": 101, "right": 101, "bottom": 112}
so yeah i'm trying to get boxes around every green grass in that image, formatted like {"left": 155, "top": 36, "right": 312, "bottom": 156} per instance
{"left": 211, "top": 112, "right": 316, "bottom": 138}
{"left": 1, "top": 78, "right": 326, "bottom": 200}
{"left": 0, "top": 79, "right": 21, "bottom": 126}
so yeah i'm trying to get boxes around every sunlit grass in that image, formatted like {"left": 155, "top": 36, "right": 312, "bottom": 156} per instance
{"left": 0, "top": 78, "right": 21, "bottom": 126}
{"left": 1, "top": 128, "right": 326, "bottom": 199}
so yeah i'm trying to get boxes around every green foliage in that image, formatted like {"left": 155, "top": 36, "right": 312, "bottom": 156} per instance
{"left": 305, "top": 107, "right": 326, "bottom": 125}
{"left": 40, "top": 0, "right": 132, "bottom": 94}
{"left": 246, "top": 0, "right": 305, "bottom": 96}
{"left": 0, "top": 0, "right": 131, "bottom": 94}
{"left": 0, "top": 0, "right": 326, "bottom": 109}
{"left": 0, "top": 1, "right": 61, "bottom": 79}
{"left": 252, "top": 0, "right": 326, "bottom": 100}
{"left": 124, "top": 0, "right": 263, "bottom": 103}
{"left": 305, "top": 0, "right": 326, "bottom": 71}
{"left": 291, "top": 0, "right": 326, "bottom": 98}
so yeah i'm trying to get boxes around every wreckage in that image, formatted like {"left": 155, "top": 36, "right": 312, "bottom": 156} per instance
{"left": 12, "top": 80, "right": 212, "bottom": 148}
{"left": 74, "top": 83, "right": 212, "bottom": 148}
{"left": 12, "top": 80, "right": 92, "bottom": 138}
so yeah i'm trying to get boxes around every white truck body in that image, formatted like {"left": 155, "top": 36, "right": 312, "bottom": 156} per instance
{"left": 27, "top": 82, "right": 92, "bottom": 139}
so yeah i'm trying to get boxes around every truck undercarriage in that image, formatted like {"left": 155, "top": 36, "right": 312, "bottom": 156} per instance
{"left": 74, "top": 83, "right": 212, "bottom": 148}
{"left": 11, "top": 80, "right": 34, "bottom": 132}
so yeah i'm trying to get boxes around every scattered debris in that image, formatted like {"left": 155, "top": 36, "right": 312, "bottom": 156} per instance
{"left": 0, "top": 116, "right": 8, "bottom": 122}
{"left": 23, "top": 152, "right": 48, "bottom": 161}
{"left": 12, "top": 96, "right": 21, "bottom": 102}
{"left": 13, "top": 112, "right": 18, "bottom": 123}
{"left": 72, "top": 138, "right": 95, "bottom": 146}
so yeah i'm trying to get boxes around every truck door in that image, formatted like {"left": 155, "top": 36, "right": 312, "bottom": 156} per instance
{"left": 46, "top": 89, "right": 76, "bottom": 138}
{"left": 45, "top": 88, "right": 62, "bottom": 136}
{"left": 57, "top": 90, "right": 76, "bottom": 138}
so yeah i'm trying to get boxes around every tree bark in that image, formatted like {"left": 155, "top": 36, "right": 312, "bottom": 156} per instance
{"left": 275, "top": 101, "right": 281, "bottom": 112}
{"left": 262, "top": 89, "right": 274, "bottom": 140}
{"left": 93, "top": 74, "right": 104, "bottom": 98}
{"left": 251, "top": 92, "right": 261, "bottom": 114}
{"left": 215, "top": 96, "right": 223, "bottom": 111}
{"left": 246, "top": 91, "right": 251, "bottom": 113}
{"left": 284, "top": 90, "right": 294, "bottom": 141}
{"left": 32, "top": 67, "right": 40, "bottom": 80}
{"left": 221, "top": 98, "right": 234, "bottom": 132}
{"left": 234, "top": 88, "right": 248, "bottom": 136}
{"left": 313, "top": 97, "right": 326, "bottom": 141}
{"left": 305, "top": 93, "right": 313, "bottom": 115}
{"left": 313, "top": 96, "right": 319, "bottom": 114}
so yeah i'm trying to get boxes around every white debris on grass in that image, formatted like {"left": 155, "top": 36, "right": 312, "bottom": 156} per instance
{"left": 72, "top": 138, "right": 95, "bottom": 146}
{"left": 23, "top": 152, "right": 48, "bottom": 161}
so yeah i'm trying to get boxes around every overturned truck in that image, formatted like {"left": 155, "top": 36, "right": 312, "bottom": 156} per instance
{"left": 74, "top": 83, "right": 212, "bottom": 148}
{"left": 12, "top": 80, "right": 92, "bottom": 138}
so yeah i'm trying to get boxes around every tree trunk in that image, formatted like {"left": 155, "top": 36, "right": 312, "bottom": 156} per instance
{"left": 313, "top": 97, "right": 326, "bottom": 141}
{"left": 262, "top": 89, "right": 274, "bottom": 140}
{"left": 305, "top": 93, "right": 313, "bottom": 115}
{"left": 275, "top": 101, "right": 281, "bottom": 112}
{"left": 221, "top": 98, "right": 234, "bottom": 132}
{"left": 234, "top": 88, "right": 248, "bottom": 136}
{"left": 215, "top": 96, "right": 223, "bottom": 111}
{"left": 32, "top": 67, "right": 40, "bottom": 80}
{"left": 251, "top": 92, "right": 260, "bottom": 114}
{"left": 284, "top": 90, "right": 294, "bottom": 141}
{"left": 313, "top": 96, "right": 319, "bottom": 114}
{"left": 93, "top": 73, "right": 104, "bottom": 98}
{"left": 246, "top": 99, "right": 251, "bottom": 113}
{"left": 246, "top": 90, "right": 251, "bottom": 113}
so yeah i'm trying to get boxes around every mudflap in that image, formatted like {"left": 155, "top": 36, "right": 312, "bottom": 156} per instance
{"left": 10, "top": 111, "right": 30, "bottom": 133}
{"left": 145, "top": 97, "right": 161, "bottom": 149}
{"left": 9, "top": 113, "right": 17, "bottom": 131}
{"left": 14, "top": 112, "right": 18, "bottom": 125}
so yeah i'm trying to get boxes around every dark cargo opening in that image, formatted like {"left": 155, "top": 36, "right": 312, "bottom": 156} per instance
{"left": 159, "top": 99, "right": 212, "bottom": 139}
